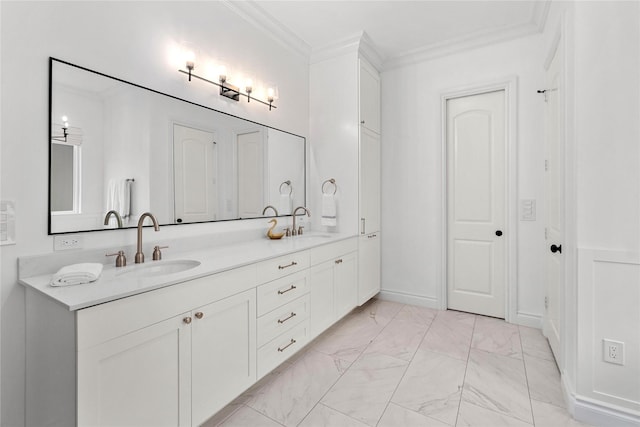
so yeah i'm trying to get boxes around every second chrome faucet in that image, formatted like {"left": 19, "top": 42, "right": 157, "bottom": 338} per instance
{"left": 291, "top": 206, "right": 310, "bottom": 236}
{"left": 135, "top": 212, "right": 160, "bottom": 263}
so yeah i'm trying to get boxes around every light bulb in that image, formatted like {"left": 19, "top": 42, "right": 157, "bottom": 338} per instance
{"left": 185, "top": 50, "right": 195, "bottom": 70}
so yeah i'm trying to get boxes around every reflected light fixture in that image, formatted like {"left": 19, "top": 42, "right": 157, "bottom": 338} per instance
{"left": 245, "top": 78, "right": 253, "bottom": 103}
{"left": 51, "top": 115, "right": 69, "bottom": 142}
{"left": 178, "top": 60, "right": 276, "bottom": 110}
{"left": 185, "top": 51, "right": 195, "bottom": 81}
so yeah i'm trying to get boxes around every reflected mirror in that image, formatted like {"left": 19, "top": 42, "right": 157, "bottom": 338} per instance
{"left": 49, "top": 58, "right": 305, "bottom": 234}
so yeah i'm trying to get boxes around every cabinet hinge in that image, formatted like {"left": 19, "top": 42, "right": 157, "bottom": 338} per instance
{"left": 544, "top": 296, "right": 549, "bottom": 310}
{"left": 545, "top": 227, "right": 548, "bottom": 240}
{"left": 545, "top": 159, "right": 549, "bottom": 171}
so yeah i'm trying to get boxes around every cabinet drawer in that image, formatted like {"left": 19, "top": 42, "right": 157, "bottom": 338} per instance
{"left": 257, "top": 295, "right": 309, "bottom": 347}
{"left": 256, "top": 251, "right": 310, "bottom": 283}
{"left": 257, "top": 270, "right": 309, "bottom": 316}
{"left": 257, "top": 321, "right": 309, "bottom": 379}
{"left": 310, "top": 237, "right": 358, "bottom": 266}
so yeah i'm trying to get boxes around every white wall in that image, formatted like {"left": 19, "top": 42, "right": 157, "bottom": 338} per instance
{"left": 380, "top": 34, "right": 546, "bottom": 323}
{"left": 0, "top": 2, "right": 309, "bottom": 426}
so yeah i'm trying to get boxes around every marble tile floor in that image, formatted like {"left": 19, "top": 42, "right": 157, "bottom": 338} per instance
{"left": 203, "top": 299, "right": 593, "bottom": 427}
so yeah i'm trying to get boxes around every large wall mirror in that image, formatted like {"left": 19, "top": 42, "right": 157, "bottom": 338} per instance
{"left": 49, "top": 58, "right": 305, "bottom": 234}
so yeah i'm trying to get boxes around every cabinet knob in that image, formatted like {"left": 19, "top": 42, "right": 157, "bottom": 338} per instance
{"left": 361, "top": 120, "right": 365, "bottom": 124}
{"left": 183, "top": 317, "right": 192, "bottom": 324}
{"left": 550, "top": 244, "right": 562, "bottom": 254}
{"left": 195, "top": 312, "right": 204, "bottom": 319}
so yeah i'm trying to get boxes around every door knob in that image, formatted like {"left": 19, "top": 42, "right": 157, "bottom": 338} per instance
{"left": 495, "top": 230, "right": 503, "bottom": 236}
{"left": 550, "top": 244, "right": 562, "bottom": 254}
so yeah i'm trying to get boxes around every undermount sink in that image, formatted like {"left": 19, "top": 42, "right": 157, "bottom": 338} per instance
{"left": 117, "top": 259, "right": 201, "bottom": 278}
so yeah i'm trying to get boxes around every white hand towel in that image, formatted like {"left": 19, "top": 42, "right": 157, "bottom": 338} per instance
{"left": 279, "top": 193, "right": 292, "bottom": 215}
{"left": 50, "top": 263, "right": 103, "bottom": 287}
{"left": 321, "top": 193, "right": 337, "bottom": 227}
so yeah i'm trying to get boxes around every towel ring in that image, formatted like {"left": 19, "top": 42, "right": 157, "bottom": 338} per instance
{"left": 279, "top": 180, "right": 292, "bottom": 196}
{"left": 322, "top": 178, "right": 337, "bottom": 195}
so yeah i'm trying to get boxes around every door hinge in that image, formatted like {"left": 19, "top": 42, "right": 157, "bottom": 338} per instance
{"left": 545, "top": 159, "right": 549, "bottom": 171}
{"left": 544, "top": 296, "right": 549, "bottom": 310}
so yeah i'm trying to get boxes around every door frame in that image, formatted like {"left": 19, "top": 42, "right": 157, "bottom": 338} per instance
{"left": 439, "top": 77, "right": 519, "bottom": 324}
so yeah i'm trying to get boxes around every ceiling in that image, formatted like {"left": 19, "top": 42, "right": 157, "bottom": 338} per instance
{"left": 231, "top": 0, "right": 550, "bottom": 69}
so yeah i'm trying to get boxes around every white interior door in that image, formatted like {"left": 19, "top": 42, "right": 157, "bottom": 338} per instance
{"left": 173, "top": 124, "right": 217, "bottom": 223}
{"left": 237, "top": 130, "right": 264, "bottom": 218}
{"left": 543, "top": 41, "right": 564, "bottom": 363}
{"left": 447, "top": 90, "right": 506, "bottom": 318}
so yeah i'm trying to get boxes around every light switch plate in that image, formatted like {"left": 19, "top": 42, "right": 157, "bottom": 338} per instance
{"left": 0, "top": 200, "right": 16, "bottom": 246}
{"left": 521, "top": 199, "right": 536, "bottom": 221}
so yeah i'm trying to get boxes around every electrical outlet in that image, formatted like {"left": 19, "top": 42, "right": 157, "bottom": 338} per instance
{"left": 54, "top": 235, "right": 84, "bottom": 251}
{"left": 603, "top": 339, "right": 624, "bottom": 365}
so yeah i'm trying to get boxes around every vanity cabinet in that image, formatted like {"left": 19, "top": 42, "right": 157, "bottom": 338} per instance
{"left": 309, "top": 238, "right": 358, "bottom": 338}
{"left": 358, "top": 232, "right": 381, "bottom": 305}
{"left": 24, "top": 238, "right": 359, "bottom": 427}
{"left": 27, "top": 265, "right": 258, "bottom": 427}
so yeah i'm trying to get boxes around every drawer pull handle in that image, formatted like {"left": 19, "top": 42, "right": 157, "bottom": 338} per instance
{"left": 335, "top": 259, "right": 343, "bottom": 264}
{"left": 278, "top": 261, "right": 298, "bottom": 270}
{"left": 195, "top": 312, "right": 204, "bottom": 319}
{"left": 278, "top": 285, "right": 297, "bottom": 295}
{"left": 368, "top": 234, "right": 377, "bottom": 239}
{"left": 277, "top": 312, "right": 297, "bottom": 324}
{"left": 183, "top": 317, "right": 192, "bottom": 324}
{"left": 277, "top": 338, "right": 296, "bottom": 352}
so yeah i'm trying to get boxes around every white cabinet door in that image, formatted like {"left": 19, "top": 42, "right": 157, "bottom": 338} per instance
{"left": 334, "top": 251, "right": 358, "bottom": 319}
{"left": 77, "top": 313, "right": 192, "bottom": 427}
{"left": 358, "top": 232, "right": 381, "bottom": 305}
{"left": 191, "top": 288, "right": 256, "bottom": 426}
{"left": 309, "top": 261, "right": 335, "bottom": 339}
{"left": 359, "top": 58, "right": 380, "bottom": 134}
{"left": 360, "top": 127, "right": 381, "bottom": 235}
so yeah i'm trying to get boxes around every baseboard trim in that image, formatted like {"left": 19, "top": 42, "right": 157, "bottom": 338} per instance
{"left": 376, "top": 290, "right": 440, "bottom": 309}
{"left": 562, "top": 373, "right": 640, "bottom": 427}
{"left": 513, "top": 311, "right": 543, "bottom": 328}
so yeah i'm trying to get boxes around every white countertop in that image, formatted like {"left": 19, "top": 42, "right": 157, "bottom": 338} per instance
{"left": 19, "top": 232, "right": 356, "bottom": 311}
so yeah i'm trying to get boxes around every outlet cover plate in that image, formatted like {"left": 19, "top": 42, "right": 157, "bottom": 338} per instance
{"left": 54, "top": 235, "right": 84, "bottom": 251}
{"left": 603, "top": 339, "right": 624, "bottom": 365}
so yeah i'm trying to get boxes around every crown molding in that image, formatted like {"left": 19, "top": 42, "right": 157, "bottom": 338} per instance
{"left": 310, "top": 31, "right": 384, "bottom": 71}
{"left": 221, "top": 0, "right": 311, "bottom": 60}
{"left": 383, "top": 22, "right": 541, "bottom": 71}
{"left": 532, "top": 0, "right": 552, "bottom": 32}
{"left": 382, "top": 0, "right": 551, "bottom": 71}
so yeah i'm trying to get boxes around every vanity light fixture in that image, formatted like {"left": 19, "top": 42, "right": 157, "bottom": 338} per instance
{"left": 51, "top": 115, "right": 70, "bottom": 142}
{"left": 178, "top": 61, "right": 277, "bottom": 110}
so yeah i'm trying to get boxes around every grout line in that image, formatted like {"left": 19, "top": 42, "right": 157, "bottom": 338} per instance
{"left": 519, "top": 327, "right": 537, "bottom": 426}
{"left": 454, "top": 313, "right": 477, "bottom": 427}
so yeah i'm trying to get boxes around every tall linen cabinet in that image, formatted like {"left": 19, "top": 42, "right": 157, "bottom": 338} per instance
{"left": 309, "top": 39, "right": 381, "bottom": 305}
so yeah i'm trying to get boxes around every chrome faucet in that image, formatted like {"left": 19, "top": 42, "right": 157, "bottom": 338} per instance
{"left": 262, "top": 205, "right": 279, "bottom": 216}
{"left": 103, "top": 210, "right": 123, "bottom": 228}
{"left": 291, "top": 206, "right": 310, "bottom": 236}
{"left": 135, "top": 212, "right": 160, "bottom": 263}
